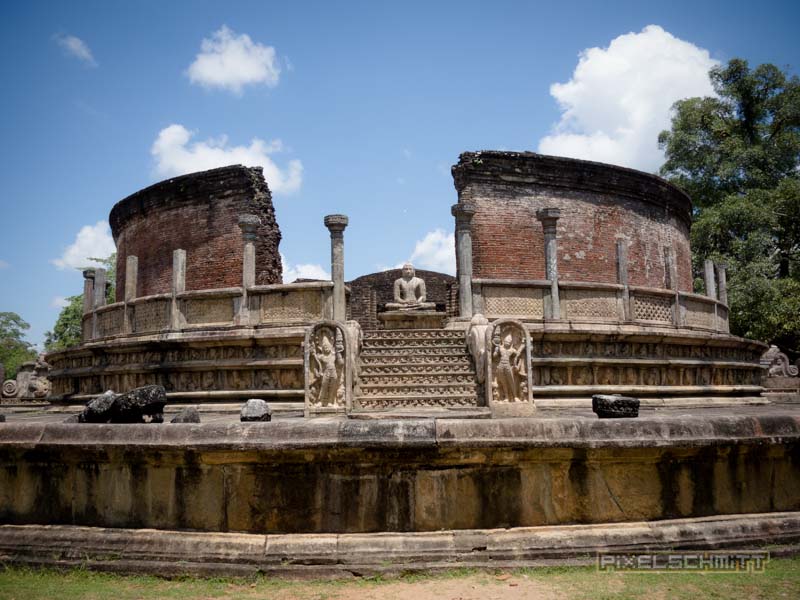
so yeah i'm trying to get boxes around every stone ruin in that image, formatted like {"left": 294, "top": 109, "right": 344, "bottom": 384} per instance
{"left": 40, "top": 153, "right": 775, "bottom": 415}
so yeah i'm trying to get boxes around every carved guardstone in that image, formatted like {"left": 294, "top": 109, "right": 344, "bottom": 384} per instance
{"left": 486, "top": 319, "right": 534, "bottom": 416}
{"left": 304, "top": 321, "right": 351, "bottom": 416}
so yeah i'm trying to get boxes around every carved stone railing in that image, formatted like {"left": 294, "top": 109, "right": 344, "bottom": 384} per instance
{"left": 79, "top": 282, "right": 334, "bottom": 343}
{"left": 472, "top": 279, "right": 731, "bottom": 333}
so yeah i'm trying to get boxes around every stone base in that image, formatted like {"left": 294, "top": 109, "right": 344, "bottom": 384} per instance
{"left": 377, "top": 310, "right": 446, "bottom": 330}
{"left": 2, "top": 512, "right": 798, "bottom": 576}
{"left": 489, "top": 401, "right": 536, "bottom": 417}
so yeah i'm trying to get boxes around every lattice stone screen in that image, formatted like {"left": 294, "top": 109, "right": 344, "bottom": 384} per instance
{"left": 183, "top": 297, "right": 235, "bottom": 325}
{"left": 483, "top": 286, "right": 544, "bottom": 318}
{"left": 633, "top": 294, "right": 673, "bottom": 323}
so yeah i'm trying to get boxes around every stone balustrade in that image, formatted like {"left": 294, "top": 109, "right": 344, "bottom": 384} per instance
{"left": 472, "top": 278, "right": 730, "bottom": 333}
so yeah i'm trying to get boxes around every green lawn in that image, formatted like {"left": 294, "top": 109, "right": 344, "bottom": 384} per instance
{"left": 0, "top": 558, "right": 798, "bottom": 600}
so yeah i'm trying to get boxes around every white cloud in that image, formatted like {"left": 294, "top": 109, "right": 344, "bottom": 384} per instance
{"left": 537, "top": 25, "right": 718, "bottom": 172}
{"left": 54, "top": 34, "right": 97, "bottom": 67}
{"left": 281, "top": 253, "right": 330, "bottom": 283}
{"left": 50, "top": 296, "right": 70, "bottom": 309}
{"left": 151, "top": 124, "right": 303, "bottom": 194}
{"left": 51, "top": 221, "right": 115, "bottom": 270}
{"left": 0, "top": 259, "right": 8, "bottom": 269}
{"left": 407, "top": 229, "right": 456, "bottom": 275}
{"left": 187, "top": 25, "right": 280, "bottom": 94}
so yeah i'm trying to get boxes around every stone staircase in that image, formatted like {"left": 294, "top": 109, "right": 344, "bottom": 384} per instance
{"left": 354, "top": 329, "right": 481, "bottom": 410}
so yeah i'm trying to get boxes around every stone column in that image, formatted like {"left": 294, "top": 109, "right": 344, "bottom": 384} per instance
{"left": 124, "top": 256, "right": 138, "bottom": 301}
{"left": 616, "top": 240, "right": 630, "bottom": 321}
{"left": 82, "top": 269, "right": 96, "bottom": 315}
{"left": 90, "top": 268, "right": 107, "bottom": 339}
{"left": 716, "top": 263, "right": 728, "bottom": 305}
{"left": 704, "top": 259, "right": 717, "bottom": 300}
{"left": 536, "top": 208, "right": 561, "bottom": 320}
{"left": 123, "top": 256, "right": 138, "bottom": 334}
{"left": 451, "top": 202, "right": 476, "bottom": 318}
{"left": 238, "top": 215, "right": 260, "bottom": 325}
{"left": 171, "top": 249, "right": 186, "bottom": 330}
{"left": 324, "top": 214, "right": 349, "bottom": 322}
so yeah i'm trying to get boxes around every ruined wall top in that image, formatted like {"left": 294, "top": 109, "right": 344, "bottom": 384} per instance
{"left": 110, "top": 165, "right": 283, "bottom": 299}
{"left": 452, "top": 151, "right": 693, "bottom": 227}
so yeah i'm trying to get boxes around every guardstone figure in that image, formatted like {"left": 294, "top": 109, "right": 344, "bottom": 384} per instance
{"left": 308, "top": 325, "right": 345, "bottom": 407}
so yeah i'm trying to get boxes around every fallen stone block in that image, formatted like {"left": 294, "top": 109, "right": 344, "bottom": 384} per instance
{"left": 171, "top": 407, "right": 201, "bottom": 424}
{"left": 109, "top": 385, "right": 167, "bottom": 423}
{"left": 79, "top": 390, "right": 117, "bottom": 423}
{"left": 240, "top": 399, "right": 272, "bottom": 422}
{"left": 592, "top": 394, "right": 639, "bottom": 419}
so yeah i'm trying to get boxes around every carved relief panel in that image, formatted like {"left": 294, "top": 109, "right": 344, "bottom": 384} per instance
{"left": 304, "top": 321, "right": 351, "bottom": 416}
{"left": 486, "top": 319, "right": 533, "bottom": 404}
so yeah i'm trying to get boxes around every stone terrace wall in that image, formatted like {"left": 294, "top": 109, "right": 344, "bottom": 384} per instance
{"left": 452, "top": 152, "right": 694, "bottom": 292}
{"left": 347, "top": 269, "right": 456, "bottom": 329}
{"left": 110, "top": 165, "right": 282, "bottom": 300}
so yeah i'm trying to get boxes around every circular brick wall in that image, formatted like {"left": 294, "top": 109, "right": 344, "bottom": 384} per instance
{"left": 452, "top": 152, "right": 694, "bottom": 292}
{"left": 110, "top": 165, "right": 283, "bottom": 300}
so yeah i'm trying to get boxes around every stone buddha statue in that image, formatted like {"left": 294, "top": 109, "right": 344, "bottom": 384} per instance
{"left": 386, "top": 263, "right": 436, "bottom": 311}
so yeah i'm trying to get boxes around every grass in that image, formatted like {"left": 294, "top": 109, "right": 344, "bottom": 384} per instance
{"left": 0, "top": 557, "right": 798, "bottom": 599}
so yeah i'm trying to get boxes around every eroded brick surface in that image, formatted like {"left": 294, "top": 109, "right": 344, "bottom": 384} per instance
{"left": 110, "top": 165, "right": 282, "bottom": 300}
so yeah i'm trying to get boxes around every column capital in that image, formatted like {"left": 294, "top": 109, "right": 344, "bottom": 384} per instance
{"left": 238, "top": 214, "right": 261, "bottom": 241}
{"left": 83, "top": 268, "right": 96, "bottom": 280}
{"left": 324, "top": 214, "right": 349, "bottom": 235}
{"left": 536, "top": 207, "right": 561, "bottom": 229}
{"left": 451, "top": 202, "right": 476, "bottom": 224}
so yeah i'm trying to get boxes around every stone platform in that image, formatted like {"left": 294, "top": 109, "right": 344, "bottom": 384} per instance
{"left": 1, "top": 404, "right": 799, "bottom": 573}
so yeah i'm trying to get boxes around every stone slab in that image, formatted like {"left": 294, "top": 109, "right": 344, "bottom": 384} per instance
{"left": 378, "top": 311, "right": 446, "bottom": 330}
{"left": 1, "top": 512, "right": 798, "bottom": 576}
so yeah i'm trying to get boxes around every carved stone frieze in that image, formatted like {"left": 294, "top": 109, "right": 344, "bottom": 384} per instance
{"left": 563, "top": 289, "right": 618, "bottom": 320}
{"left": 261, "top": 289, "right": 323, "bottom": 324}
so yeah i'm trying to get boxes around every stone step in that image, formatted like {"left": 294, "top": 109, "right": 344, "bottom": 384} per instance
{"left": 355, "top": 395, "right": 480, "bottom": 408}
{"left": 358, "top": 373, "right": 477, "bottom": 386}
{"left": 357, "top": 382, "right": 480, "bottom": 396}
{"left": 362, "top": 329, "right": 464, "bottom": 342}
{"left": 359, "top": 364, "right": 475, "bottom": 375}
{"left": 361, "top": 340, "right": 467, "bottom": 353}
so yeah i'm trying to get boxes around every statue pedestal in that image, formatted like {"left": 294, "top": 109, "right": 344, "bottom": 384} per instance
{"left": 378, "top": 310, "right": 446, "bottom": 330}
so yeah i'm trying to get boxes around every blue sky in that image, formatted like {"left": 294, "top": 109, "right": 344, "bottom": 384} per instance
{"left": 1, "top": 0, "right": 798, "bottom": 347}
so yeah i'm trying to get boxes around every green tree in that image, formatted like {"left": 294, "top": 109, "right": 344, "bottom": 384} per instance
{"left": 659, "top": 59, "right": 800, "bottom": 355}
{"left": 44, "top": 295, "right": 83, "bottom": 351}
{"left": 44, "top": 253, "right": 117, "bottom": 352}
{"left": 0, "top": 312, "right": 37, "bottom": 380}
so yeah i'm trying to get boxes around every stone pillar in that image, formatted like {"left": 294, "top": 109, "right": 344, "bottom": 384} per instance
{"left": 82, "top": 269, "right": 96, "bottom": 315}
{"left": 171, "top": 249, "right": 186, "bottom": 330}
{"left": 93, "top": 268, "right": 107, "bottom": 309}
{"left": 536, "top": 208, "right": 561, "bottom": 320}
{"left": 716, "top": 263, "right": 728, "bottom": 305}
{"left": 89, "top": 268, "right": 107, "bottom": 339}
{"left": 324, "top": 215, "right": 349, "bottom": 322}
{"left": 238, "top": 215, "right": 260, "bottom": 325}
{"left": 616, "top": 240, "right": 630, "bottom": 321}
{"left": 451, "top": 202, "right": 476, "bottom": 318}
{"left": 704, "top": 259, "right": 717, "bottom": 300}
{"left": 123, "top": 256, "right": 138, "bottom": 334}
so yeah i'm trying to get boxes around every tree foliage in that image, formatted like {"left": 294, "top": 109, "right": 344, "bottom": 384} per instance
{"left": 44, "top": 254, "right": 117, "bottom": 352}
{"left": 659, "top": 59, "right": 800, "bottom": 355}
{"left": 0, "top": 312, "right": 37, "bottom": 380}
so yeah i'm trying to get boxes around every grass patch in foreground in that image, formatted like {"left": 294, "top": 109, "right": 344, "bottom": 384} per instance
{"left": 0, "top": 557, "right": 798, "bottom": 599}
